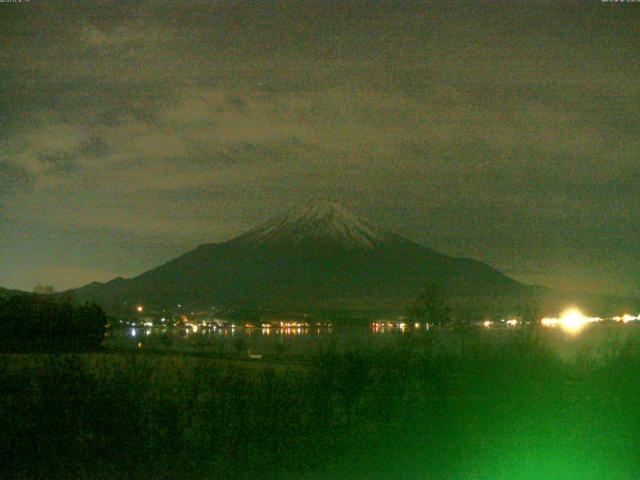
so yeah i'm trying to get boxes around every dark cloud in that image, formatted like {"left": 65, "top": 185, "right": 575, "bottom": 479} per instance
{"left": 78, "top": 136, "right": 112, "bottom": 158}
{"left": 0, "top": 160, "right": 35, "bottom": 237}
{"left": 0, "top": 160, "right": 34, "bottom": 195}
{"left": 36, "top": 152, "right": 79, "bottom": 174}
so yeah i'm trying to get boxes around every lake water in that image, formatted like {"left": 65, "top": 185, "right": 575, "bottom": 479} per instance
{"left": 104, "top": 321, "right": 640, "bottom": 361}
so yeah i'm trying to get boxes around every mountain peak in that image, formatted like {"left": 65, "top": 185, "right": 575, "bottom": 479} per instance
{"left": 231, "top": 199, "right": 388, "bottom": 248}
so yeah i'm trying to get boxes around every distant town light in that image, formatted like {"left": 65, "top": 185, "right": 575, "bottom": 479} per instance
{"left": 136, "top": 305, "right": 144, "bottom": 313}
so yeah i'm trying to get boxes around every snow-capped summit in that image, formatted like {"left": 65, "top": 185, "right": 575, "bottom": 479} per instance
{"left": 231, "top": 199, "right": 388, "bottom": 248}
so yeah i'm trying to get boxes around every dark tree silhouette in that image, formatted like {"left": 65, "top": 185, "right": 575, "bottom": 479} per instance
{"left": 0, "top": 294, "right": 107, "bottom": 351}
{"left": 407, "top": 281, "right": 451, "bottom": 325}
{"left": 518, "top": 295, "right": 540, "bottom": 324}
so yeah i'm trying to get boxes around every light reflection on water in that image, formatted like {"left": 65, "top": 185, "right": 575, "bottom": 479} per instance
{"left": 105, "top": 322, "right": 640, "bottom": 361}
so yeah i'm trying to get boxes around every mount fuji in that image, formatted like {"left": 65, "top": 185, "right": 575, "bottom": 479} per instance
{"left": 71, "top": 200, "right": 528, "bottom": 316}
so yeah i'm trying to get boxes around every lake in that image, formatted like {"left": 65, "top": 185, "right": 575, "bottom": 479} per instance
{"left": 104, "top": 321, "right": 640, "bottom": 361}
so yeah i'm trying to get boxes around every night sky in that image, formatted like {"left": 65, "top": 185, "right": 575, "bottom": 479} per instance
{"left": 1, "top": 1, "right": 639, "bottom": 295}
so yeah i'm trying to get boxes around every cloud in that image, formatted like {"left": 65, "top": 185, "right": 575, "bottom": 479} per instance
{"left": 80, "top": 24, "right": 159, "bottom": 48}
{"left": 35, "top": 152, "right": 79, "bottom": 175}
{"left": 0, "top": 160, "right": 34, "bottom": 196}
{"left": 0, "top": 160, "right": 35, "bottom": 234}
{"left": 1, "top": 1, "right": 640, "bottom": 293}
{"left": 78, "top": 135, "right": 113, "bottom": 157}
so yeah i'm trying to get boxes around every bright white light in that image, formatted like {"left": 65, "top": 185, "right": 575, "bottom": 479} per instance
{"left": 541, "top": 307, "right": 601, "bottom": 334}
{"left": 482, "top": 320, "right": 492, "bottom": 328}
{"left": 136, "top": 305, "right": 144, "bottom": 313}
{"left": 560, "top": 308, "right": 587, "bottom": 333}
{"left": 506, "top": 319, "right": 518, "bottom": 327}
{"left": 130, "top": 328, "right": 136, "bottom": 337}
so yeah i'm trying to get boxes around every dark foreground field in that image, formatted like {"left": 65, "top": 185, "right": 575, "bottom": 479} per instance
{"left": 2, "top": 331, "right": 640, "bottom": 480}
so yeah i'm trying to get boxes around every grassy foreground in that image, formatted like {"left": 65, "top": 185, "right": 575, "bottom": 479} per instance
{"left": 2, "top": 331, "right": 640, "bottom": 479}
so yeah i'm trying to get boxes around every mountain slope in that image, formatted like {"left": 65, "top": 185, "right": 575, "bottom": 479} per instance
{"left": 0, "top": 287, "right": 28, "bottom": 299}
{"left": 72, "top": 200, "right": 526, "bottom": 314}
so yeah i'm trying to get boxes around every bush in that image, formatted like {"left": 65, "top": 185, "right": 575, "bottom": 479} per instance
{"left": 2, "top": 335, "right": 640, "bottom": 479}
